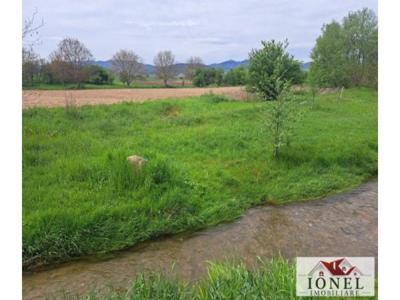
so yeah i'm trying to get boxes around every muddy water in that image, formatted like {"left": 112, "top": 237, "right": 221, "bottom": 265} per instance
{"left": 23, "top": 181, "right": 377, "bottom": 299}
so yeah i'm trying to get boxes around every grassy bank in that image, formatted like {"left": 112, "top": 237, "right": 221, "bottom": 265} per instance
{"left": 23, "top": 88, "right": 377, "bottom": 268}
{"left": 69, "top": 257, "right": 377, "bottom": 299}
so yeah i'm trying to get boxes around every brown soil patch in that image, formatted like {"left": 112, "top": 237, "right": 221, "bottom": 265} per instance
{"left": 23, "top": 86, "right": 248, "bottom": 109}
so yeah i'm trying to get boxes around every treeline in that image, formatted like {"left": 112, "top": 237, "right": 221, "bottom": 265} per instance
{"left": 23, "top": 8, "right": 377, "bottom": 90}
{"left": 309, "top": 8, "right": 378, "bottom": 88}
{"left": 22, "top": 41, "right": 252, "bottom": 88}
{"left": 22, "top": 39, "right": 115, "bottom": 87}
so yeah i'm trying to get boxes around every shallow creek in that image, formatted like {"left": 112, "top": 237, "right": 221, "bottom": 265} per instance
{"left": 23, "top": 181, "right": 377, "bottom": 299}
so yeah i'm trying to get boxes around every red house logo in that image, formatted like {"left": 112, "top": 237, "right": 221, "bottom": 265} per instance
{"left": 296, "top": 257, "right": 375, "bottom": 297}
{"left": 308, "top": 258, "right": 363, "bottom": 277}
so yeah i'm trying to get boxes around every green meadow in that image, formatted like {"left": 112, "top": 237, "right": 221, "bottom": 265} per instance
{"left": 72, "top": 258, "right": 377, "bottom": 300}
{"left": 22, "top": 88, "right": 377, "bottom": 267}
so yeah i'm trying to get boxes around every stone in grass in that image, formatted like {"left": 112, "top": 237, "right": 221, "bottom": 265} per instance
{"left": 127, "top": 155, "right": 147, "bottom": 168}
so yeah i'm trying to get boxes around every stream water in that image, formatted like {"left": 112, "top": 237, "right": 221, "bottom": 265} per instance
{"left": 23, "top": 181, "right": 377, "bottom": 299}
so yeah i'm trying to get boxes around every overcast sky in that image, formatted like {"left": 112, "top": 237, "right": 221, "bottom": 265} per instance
{"left": 23, "top": 0, "right": 377, "bottom": 64}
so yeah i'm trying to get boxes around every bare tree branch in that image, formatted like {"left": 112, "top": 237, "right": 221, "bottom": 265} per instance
{"left": 111, "top": 50, "right": 144, "bottom": 86}
{"left": 154, "top": 50, "right": 176, "bottom": 87}
{"left": 23, "top": 8, "right": 44, "bottom": 47}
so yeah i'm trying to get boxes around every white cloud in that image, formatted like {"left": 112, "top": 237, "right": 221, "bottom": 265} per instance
{"left": 23, "top": 0, "right": 378, "bottom": 63}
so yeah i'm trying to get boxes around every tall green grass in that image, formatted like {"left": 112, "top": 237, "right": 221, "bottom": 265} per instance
{"left": 66, "top": 257, "right": 377, "bottom": 300}
{"left": 23, "top": 88, "right": 377, "bottom": 267}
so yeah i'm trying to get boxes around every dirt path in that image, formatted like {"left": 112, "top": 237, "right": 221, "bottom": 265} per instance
{"left": 23, "top": 181, "right": 377, "bottom": 299}
{"left": 22, "top": 86, "right": 247, "bottom": 109}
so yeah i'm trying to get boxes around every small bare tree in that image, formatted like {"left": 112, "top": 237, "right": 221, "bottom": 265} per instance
{"left": 49, "top": 38, "right": 93, "bottom": 87}
{"left": 154, "top": 50, "right": 176, "bottom": 87}
{"left": 111, "top": 50, "right": 143, "bottom": 86}
{"left": 185, "top": 56, "right": 204, "bottom": 81}
{"left": 22, "top": 9, "right": 43, "bottom": 93}
{"left": 23, "top": 9, "right": 44, "bottom": 47}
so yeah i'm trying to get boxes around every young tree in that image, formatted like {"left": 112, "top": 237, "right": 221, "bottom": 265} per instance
{"left": 185, "top": 56, "right": 204, "bottom": 81}
{"left": 111, "top": 50, "right": 143, "bottom": 86}
{"left": 306, "top": 67, "right": 319, "bottom": 106}
{"left": 154, "top": 50, "right": 176, "bottom": 86}
{"left": 248, "top": 40, "right": 303, "bottom": 100}
{"left": 49, "top": 38, "right": 93, "bottom": 87}
{"left": 266, "top": 84, "right": 304, "bottom": 158}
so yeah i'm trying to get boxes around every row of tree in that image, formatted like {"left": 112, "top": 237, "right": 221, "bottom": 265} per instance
{"left": 22, "top": 40, "right": 176, "bottom": 87}
{"left": 23, "top": 41, "right": 254, "bottom": 88}
{"left": 23, "top": 8, "right": 377, "bottom": 91}
{"left": 23, "top": 40, "right": 255, "bottom": 88}
{"left": 23, "top": 39, "right": 213, "bottom": 87}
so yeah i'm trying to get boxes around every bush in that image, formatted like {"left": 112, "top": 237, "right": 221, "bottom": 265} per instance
{"left": 248, "top": 39, "right": 303, "bottom": 100}
{"left": 85, "top": 65, "right": 114, "bottom": 85}
{"left": 223, "top": 67, "right": 248, "bottom": 86}
{"left": 192, "top": 68, "right": 224, "bottom": 87}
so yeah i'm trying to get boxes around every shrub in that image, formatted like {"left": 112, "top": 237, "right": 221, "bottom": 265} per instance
{"left": 85, "top": 65, "right": 114, "bottom": 85}
{"left": 223, "top": 67, "right": 248, "bottom": 86}
{"left": 192, "top": 68, "right": 224, "bottom": 87}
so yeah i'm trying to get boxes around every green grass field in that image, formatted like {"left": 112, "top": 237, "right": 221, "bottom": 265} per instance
{"left": 72, "top": 257, "right": 377, "bottom": 299}
{"left": 22, "top": 88, "right": 377, "bottom": 268}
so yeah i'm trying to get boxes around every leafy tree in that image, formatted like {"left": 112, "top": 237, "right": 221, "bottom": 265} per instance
{"left": 309, "top": 8, "right": 378, "bottom": 88}
{"left": 309, "top": 22, "right": 347, "bottom": 87}
{"left": 342, "top": 8, "right": 378, "bottom": 87}
{"left": 223, "top": 67, "right": 248, "bottom": 86}
{"left": 364, "top": 28, "right": 378, "bottom": 88}
{"left": 192, "top": 68, "right": 224, "bottom": 87}
{"left": 85, "top": 65, "right": 114, "bottom": 85}
{"left": 154, "top": 50, "right": 176, "bottom": 87}
{"left": 111, "top": 50, "right": 143, "bottom": 86}
{"left": 248, "top": 40, "right": 303, "bottom": 100}
{"left": 49, "top": 38, "right": 93, "bottom": 87}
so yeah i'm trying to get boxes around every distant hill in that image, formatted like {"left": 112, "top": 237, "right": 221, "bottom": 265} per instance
{"left": 301, "top": 62, "right": 311, "bottom": 71}
{"left": 208, "top": 59, "right": 249, "bottom": 71}
{"left": 93, "top": 59, "right": 311, "bottom": 75}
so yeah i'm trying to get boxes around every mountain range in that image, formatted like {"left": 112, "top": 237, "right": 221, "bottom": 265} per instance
{"left": 94, "top": 59, "right": 310, "bottom": 75}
